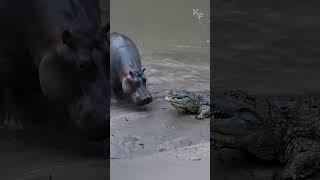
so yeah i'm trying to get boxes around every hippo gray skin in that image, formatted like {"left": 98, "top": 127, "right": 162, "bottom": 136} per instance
{"left": 110, "top": 32, "right": 152, "bottom": 106}
{"left": 0, "top": 0, "right": 109, "bottom": 140}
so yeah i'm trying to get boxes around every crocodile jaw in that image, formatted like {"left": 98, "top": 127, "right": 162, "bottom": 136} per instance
{"left": 165, "top": 95, "right": 199, "bottom": 113}
{"left": 170, "top": 102, "right": 187, "bottom": 110}
{"left": 165, "top": 96, "right": 185, "bottom": 109}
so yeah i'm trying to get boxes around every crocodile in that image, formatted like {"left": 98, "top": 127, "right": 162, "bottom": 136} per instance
{"left": 211, "top": 90, "right": 320, "bottom": 180}
{"left": 165, "top": 90, "right": 210, "bottom": 119}
{"left": 165, "top": 89, "right": 320, "bottom": 119}
{"left": 166, "top": 89, "right": 320, "bottom": 179}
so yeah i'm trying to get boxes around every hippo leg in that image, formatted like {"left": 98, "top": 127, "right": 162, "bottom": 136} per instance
{"left": 0, "top": 58, "right": 26, "bottom": 129}
{"left": 2, "top": 88, "right": 25, "bottom": 130}
{"left": 111, "top": 81, "right": 126, "bottom": 100}
{"left": 112, "top": 88, "right": 134, "bottom": 105}
{"left": 110, "top": 89, "right": 119, "bottom": 103}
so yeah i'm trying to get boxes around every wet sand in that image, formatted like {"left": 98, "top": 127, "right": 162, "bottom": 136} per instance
{"left": 111, "top": 145, "right": 210, "bottom": 180}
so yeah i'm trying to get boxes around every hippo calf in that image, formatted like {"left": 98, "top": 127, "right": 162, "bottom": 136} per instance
{"left": 110, "top": 32, "right": 152, "bottom": 106}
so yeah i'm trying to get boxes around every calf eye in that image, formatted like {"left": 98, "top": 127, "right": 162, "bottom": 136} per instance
{"left": 142, "top": 77, "right": 147, "bottom": 84}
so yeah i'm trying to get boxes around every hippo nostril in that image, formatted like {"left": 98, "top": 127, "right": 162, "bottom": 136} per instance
{"left": 143, "top": 96, "right": 152, "bottom": 104}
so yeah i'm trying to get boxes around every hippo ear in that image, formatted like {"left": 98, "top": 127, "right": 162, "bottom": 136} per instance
{"left": 62, "top": 30, "right": 75, "bottom": 48}
{"left": 102, "top": 23, "right": 110, "bottom": 44}
{"left": 39, "top": 53, "right": 80, "bottom": 101}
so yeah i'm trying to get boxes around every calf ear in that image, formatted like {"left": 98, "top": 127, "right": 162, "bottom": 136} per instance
{"left": 39, "top": 52, "right": 80, "bottom": 102}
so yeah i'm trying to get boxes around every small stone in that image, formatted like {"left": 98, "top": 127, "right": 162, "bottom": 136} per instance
{"left": 159, "top": 148, "right": 167, "bottom": 152}
{"left": 190, "top": 156, "right": 201, "bottom": 161}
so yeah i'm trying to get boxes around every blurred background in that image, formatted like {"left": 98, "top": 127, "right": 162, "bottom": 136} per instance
{"left": 213, "top": 0, "right": 320, "bottom": 95}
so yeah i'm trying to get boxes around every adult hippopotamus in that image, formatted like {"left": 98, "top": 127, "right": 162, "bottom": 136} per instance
{"left": 0, "top": 0, "right": 109, "bottom": 139}
{"left": 110, "top": 32, "right": 152, "bottom": 106}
